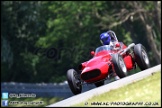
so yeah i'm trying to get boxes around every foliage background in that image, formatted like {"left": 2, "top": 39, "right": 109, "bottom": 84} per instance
{"left": 1, "top": 1, "right": 161, "bottom": 83}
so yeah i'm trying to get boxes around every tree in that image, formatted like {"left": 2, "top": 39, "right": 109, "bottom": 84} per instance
{"left": 94, "top": 1, "right": 161, "bottom": 65}
{"left": 1, "top": 1, "right": 48, "bottom": 82}
{"left": 1, "top": 1, "right": 160, "bottom": 83}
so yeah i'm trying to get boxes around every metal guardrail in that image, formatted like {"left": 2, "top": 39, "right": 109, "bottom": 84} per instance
{"left": 1, "top": 82, "right": 96, "bottom": 98}
{"left": 2, "top": 64, "right": 161, "bottom": 99}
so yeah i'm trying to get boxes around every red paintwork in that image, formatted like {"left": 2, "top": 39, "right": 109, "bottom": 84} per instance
{"left": 115, "top": 42, "right": 120, "bottom": 47}
{"left": 123, "top": 55, "right": 134, "bottom": 71}
{"left": 80, "top": 42, "right": 135, "bottom": 83}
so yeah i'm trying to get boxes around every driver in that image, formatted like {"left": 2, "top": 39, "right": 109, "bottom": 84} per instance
{"left": 100, "top": 30, "right": 120, "bottom": 80}
{"left": 100, "top": 30, "right": 120, "bottom": 50}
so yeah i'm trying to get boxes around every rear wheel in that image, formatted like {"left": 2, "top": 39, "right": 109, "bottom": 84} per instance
{"left": 94, "top": 80, "right": 104, "bottom": 87}
{"left": 67, "top": 69, "right": 82, "bottom": 95}
{"left": 134, "top": 44, "right": 150, "bottom": 70}
{"left": 112, "top": 54, "right": 127, "bottom": 78}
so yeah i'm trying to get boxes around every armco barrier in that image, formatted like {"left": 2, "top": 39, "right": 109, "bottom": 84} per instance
{"left": 3, "top": 64, "right": 160, "bottom": 99}
{"left": 1, "top": 82, "right": 96, "bottom": 98}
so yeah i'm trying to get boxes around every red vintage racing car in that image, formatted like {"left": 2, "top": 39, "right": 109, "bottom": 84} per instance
{"left": 67, "top": 42, "right": 150, "bottom": 95}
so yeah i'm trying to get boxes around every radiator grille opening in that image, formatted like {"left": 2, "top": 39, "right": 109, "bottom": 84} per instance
{"left": 81, "top": 69, "right": 101, "bottom": 80}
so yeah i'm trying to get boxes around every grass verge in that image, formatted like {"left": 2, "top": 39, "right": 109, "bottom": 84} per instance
{"left": 73, "top": 71, "right": 161, "bottom": 107}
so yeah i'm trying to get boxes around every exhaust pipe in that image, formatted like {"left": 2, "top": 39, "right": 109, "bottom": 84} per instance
{"left": 119, "top": 43, "right": 135, "bottom": 55}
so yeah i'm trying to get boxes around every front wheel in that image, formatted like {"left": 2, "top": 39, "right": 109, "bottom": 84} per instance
{"left": 134, "top": 44, "right": 150, "bottom": 70}
{"left": 67, "top": 69, "right": 82, "bottom": 95}
{"left": 112, "top": 54, "right": 127, "bottom": 78}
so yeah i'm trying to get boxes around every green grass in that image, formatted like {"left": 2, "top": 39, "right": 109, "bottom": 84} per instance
{"left": 1, "top": 97, "right": 63, "bottom": 107}
{"left": 73, "top": 71, "right": 161, "bottom": 107}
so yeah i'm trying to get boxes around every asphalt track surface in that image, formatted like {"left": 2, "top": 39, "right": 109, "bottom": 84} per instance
{"left": 47, "top": 64, "right": 161, "bottom": 107}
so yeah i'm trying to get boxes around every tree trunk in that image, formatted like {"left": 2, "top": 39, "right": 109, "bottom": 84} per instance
{"left": 139, "top": 13, "right": 161, "bottom": 64}
{"left": 154, "top": 1, "right": 161, "bottom": 33}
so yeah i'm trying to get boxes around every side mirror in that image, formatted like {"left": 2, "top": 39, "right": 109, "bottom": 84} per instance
{"left": 90, "top": 51, "right": 95, "bottom": 56}
{"left": 115, "top": 42, "right": 120, "bottom": 47}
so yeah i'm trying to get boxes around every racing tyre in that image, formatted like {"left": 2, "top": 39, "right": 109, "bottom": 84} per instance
{"left": 112, "top": 54, "right": 127, "bottom": 78}
{"left": 94, "top": 80, "right": 104, "bottom": 87}
{"left": 134, "top": 44, "right": 150, "bottom": 70}
{"left": 67, "top": 69, "right": 82, "bottom": 95}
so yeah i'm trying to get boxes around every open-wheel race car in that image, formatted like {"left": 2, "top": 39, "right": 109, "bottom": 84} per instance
{"left": 67, "top": 41, "right": 150, "bottom": 95}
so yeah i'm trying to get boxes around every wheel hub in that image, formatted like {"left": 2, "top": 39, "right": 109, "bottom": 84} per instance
{"left": 142, "top": 50, "right": 149, "bottom": 64}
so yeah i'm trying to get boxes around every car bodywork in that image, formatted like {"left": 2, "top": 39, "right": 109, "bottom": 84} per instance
{"left": 67, "top": 42, "right": 150, "bottom": 95}
{"left": 79, "top": 42, "right": 134, "bottom": 83}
